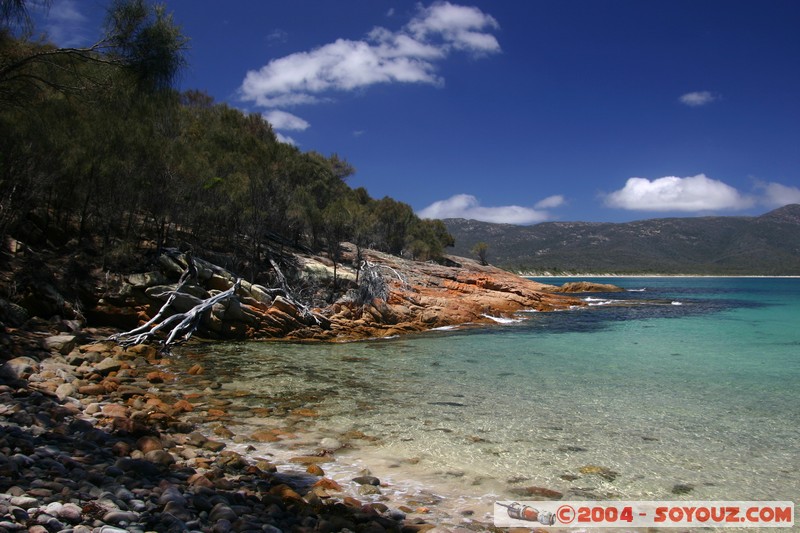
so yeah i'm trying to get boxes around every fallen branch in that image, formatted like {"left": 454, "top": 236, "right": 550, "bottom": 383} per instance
{"left": 269, "top": 257, "right": 325, "bottom": 327}
{"left": 110, "top": 265, "right": 241, "bottom": 350}
{"left": 356, "top": 260, "right": 409, "bottom": 306}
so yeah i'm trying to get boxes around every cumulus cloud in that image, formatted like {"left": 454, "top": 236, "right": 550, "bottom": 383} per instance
{"left": 605, "top": 174, "right": 754, "bottom": 212}
{"left": 275, "top": 132, "right": 298, "bottom": 145}
{"left": 418, "top": 194, "right": 556, "bottom": 224}
{"left": 534, "top": 195, "right": 565, "bottom": 209}
{"left": 239, "top": 2, "right": 500, "bottom": 108}
{"left": 263, "top": 110, "right": 310, "bottom": 131}
{"left": 679, "top": 91, "right": 717, "bottom": 107}
{"left": 756, "top": 181, "right": 800, "bottom": 207}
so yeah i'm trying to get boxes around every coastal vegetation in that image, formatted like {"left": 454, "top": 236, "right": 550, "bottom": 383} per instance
{"left": 0, "top": 0, "right": 454, "bottom": 301}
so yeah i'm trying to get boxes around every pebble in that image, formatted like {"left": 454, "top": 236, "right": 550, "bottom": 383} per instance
{"left": 0, "top": 330, "right": 438, "bottom": 533}
{"left": 353, "top": 475, "right": 381, "bottom": 486}
{"left": 358, "top": 484, "right": 382, "bottom": 496}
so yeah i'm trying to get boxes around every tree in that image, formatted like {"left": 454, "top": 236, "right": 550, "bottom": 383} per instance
{"left": 0, "top": 0, "right": 187, "bottom": 104}
{"left": 405, "top": 219, "right": 454, "bottom": 262}
{"left": 0, "top": 0, "right": 187, "bottom": 239}
{"left": 472, "top": 241, "right": 489, "bottom": 265}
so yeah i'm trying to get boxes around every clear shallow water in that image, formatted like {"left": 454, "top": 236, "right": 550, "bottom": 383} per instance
{"left": 179, "top": 277, "right": 800, "bottom": 527}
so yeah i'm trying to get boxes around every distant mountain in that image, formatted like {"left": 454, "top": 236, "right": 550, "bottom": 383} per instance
{"left": 444, "top": 204, "right": 800, "bottom": 275}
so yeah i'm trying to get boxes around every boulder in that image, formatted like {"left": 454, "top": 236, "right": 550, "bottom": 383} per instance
{"left": 0, "top": 298, "right": 29, "bottom": 327}
{"left": 42, "top": 334, "right": 77, "bottom": 355}
{"left": 126, "top": 271, "right": 168, "bottom": 288}
{"left": 0, "top": 356, "right": 40, "bottom": 380}
{"left": 552, "top": 281, "right": 625, "bottom": 293}
{"left": 145, "top": 286, "right": 204, "bottom": 312}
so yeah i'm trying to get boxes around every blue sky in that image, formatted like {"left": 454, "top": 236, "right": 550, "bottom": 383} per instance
{"left": 34, "top": 0, "right": 800, "bottom": 224}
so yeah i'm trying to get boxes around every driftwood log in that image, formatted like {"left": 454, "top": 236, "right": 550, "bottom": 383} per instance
{"left": 108, "top": 251, "right": 330, "bottom": 350}
{"left": 109, "top": 261, "right": 242, "bottom": 350}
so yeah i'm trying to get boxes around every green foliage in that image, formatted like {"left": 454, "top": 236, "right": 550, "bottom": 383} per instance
{"left": 0, "top": 0, "right": 187, "bottom": 104}
{"left": 0, "top": 1, "right": 454, "bottom": 285}
{"left": 471, "top": 241, "right": 489, "bottom": 265}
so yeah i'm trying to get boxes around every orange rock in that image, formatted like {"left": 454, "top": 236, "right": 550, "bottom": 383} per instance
{"left": 173, "top": 399, "right": 194, "bottom": 413}
{"left": 312, "top": 478, "right": 342, "bottom": 491}
{"left": 188, "top": 473, "right": 215, "bottom": 488}
{"left": 343, "top": 497, "right": 362, "bottom": 508}
{"left": 101, "top": 380, "right": 119, "bottom": 393}
{"left": 187, "top": 364, "right": 204, "bottom": 375}
{"left": 101, "top": 404, "right": 128, "bottom": 418}
{"left": 146, "top": 371, "right": 173, "bottom": 383}
{"left": 250, "top": 430, "right": 280, "bottom": 442}
{"left": 213, "top": 426, "right": 234, "bottom": 438}
{"left": 136, "top": 436, "right": 163, "bottom": 453}
{"left": 77, "top": 384, "right": 106, "bottom": 396}
{"left": 270, "top": 484, "right": 304, "bottom": 501}
{"left": 306, "top": 464, "right": 325, "bottom": 476}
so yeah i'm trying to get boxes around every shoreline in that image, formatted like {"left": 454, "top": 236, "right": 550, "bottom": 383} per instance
{"left": 521, "top": 273, "right": 800, "bottom": 278}
{"left": 0, "top": 327, "right": 458, "bottom": 532}
{"left": 168, "top": 340, "right": 501, "bottom": 529}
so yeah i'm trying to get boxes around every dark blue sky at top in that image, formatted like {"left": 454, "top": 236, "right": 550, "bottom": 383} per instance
{"left": 34, "top": 0, "right": 800, "bottom": 224}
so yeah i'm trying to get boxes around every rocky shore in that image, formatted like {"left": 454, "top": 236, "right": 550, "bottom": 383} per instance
{"left": 81, "top": 245, "right": 598, "bottom": 345}
{"left": 1, "top": 326, "right": 485, "bottom": 533}
{"left": 1, "top": 242, "right": 623, "bottom": 532}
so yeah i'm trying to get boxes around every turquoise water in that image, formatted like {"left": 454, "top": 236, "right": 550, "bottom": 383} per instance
{"left": 184, "top": 277, "right": 800, "bottom": 524}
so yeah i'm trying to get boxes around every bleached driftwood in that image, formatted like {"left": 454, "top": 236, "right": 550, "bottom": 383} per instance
{"left": 110, "top": 263, "right": 241, "bottom": 350}
{"left": 356, "top": 260, "right": 408, "bottom": 306}
{"left": 267, "top": 257, "right": 326, "bottom": 327}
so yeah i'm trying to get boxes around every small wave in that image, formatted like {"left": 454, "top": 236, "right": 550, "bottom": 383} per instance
{"left": 627, "top": 288, "right": 646, "bottom": 292}
{"left": 481, "top": 314, "right": 523, "bottom": 324}
{"left": 583, "top": 297, "right": 619, "bottom": 306}
{"left": 671, "top": 301, "right": 683, "bottom": 306}
{"left": 431, "top": 325, "right": 459, "bottom": 331}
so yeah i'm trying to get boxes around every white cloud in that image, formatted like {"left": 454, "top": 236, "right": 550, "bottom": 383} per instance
{"left": 275, "top": 132, "right": 298, "bottom": 145}
{"left": 534, "top": 195, "right": 565, "bottom": 209}
{"left": 239, "top": 2, "right": 500, "bottom": 108}
{"left": 407, "top": 2, "right": 500, "bottom": 54}
{"left": 418, "top": 194, "right": 555, "bottom": 224}
{"left": 605, "top": 174, "right": 754, "bottom": 212}
{"left": 756, "top": 181, "right": 800, "bottom": 207}
{"left": 263, "top": 110, "right": 309, "bottom": 131}
{"left": 679, "top": 91, "right": 717, "bottom": 107}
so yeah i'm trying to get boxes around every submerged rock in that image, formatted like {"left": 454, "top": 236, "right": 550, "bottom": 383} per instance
{"left": 578, "top": 464, "right": 619, "bottom": 481}
{"left": 550, "top": 281, "right": 625, "bottom": 293}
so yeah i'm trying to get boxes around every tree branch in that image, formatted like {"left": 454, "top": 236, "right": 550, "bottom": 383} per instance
{"left": 109, "top": 258, "right": 241, "bottom": 351}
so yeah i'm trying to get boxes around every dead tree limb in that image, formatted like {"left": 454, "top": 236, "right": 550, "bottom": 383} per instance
{"left": 356, "top": 260, "right": 409, "bottom": 306}
{"left": 110, "top": 273, "right": 241, "bottom": 350}
{"left": 268, "top": 257, "right": 326, "bottom": 327}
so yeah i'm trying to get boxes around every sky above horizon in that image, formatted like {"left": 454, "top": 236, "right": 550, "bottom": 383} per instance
{"left": 33, "top": 0, "right": 800, "bottom": 224}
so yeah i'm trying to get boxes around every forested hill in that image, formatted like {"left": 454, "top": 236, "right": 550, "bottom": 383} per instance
{"left": 444, "top": 204, "right": 800, "bottom": 275}
{"left": 0, "top": 0, "right": 453, "bottom": 280}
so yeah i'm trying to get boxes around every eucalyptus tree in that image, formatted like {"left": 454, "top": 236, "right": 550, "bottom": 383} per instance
{"left": 0, "top": 0, "right": 187, "bottom": 100}
{"left": 0, "top": 0, "right": 187, "bottom": 242}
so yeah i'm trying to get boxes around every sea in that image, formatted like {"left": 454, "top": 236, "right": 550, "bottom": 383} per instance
{"left": 178, "top": 277, "right": 800, "bottom": 529}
